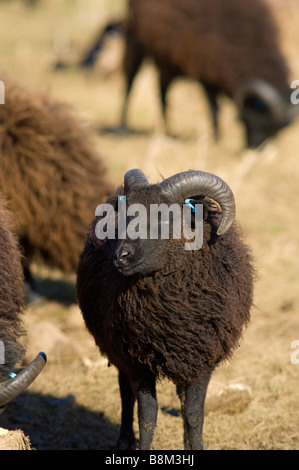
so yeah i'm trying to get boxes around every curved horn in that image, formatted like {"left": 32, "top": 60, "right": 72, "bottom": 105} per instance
{"left": 160, "top": 171, "right": 236, "bottom": 235}
{"left": 0, "top": 352, "right": 47, "bottom": 407}
{"left": 234, "top": 79, "right": 287, "bottom": 123}
{"left": 124, "top": 169, "right": 150, "bottom": 193}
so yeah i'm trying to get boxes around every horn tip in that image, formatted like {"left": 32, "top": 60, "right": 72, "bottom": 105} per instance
{"left": 38, "top": 351, "right": 47, "bottom": 363}
{"left": 216, "top": 220, "right": 234, "bottom": 236}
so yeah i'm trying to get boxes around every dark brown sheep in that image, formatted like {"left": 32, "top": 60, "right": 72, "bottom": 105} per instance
{"left": 0, "top": 195, "right": 46, "bottom": 410}
{"left": 0, "top": 195, "right": 25, "bottom": 382}
{"left": 0, "top": 74, "right": 111, "bottom": 298}
{"left": 76, "top": 169, "right": 255, "bottom": 450}
{"left": 117, "top": 0, "right": 297, "bottom": 147}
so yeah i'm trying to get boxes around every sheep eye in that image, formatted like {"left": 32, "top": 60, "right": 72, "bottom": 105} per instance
{"left": 246, "top": 96, "right": 268, "bottom": 112}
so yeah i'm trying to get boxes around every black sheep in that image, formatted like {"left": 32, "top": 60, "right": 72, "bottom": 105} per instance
{"left": 0, "top": 195, "right": 46, "bottom": 412}
{"left": 76, "top": 169, "right": 255, "bottom": 449}
{"left": 0, "top": 195, "right": 25, "bottom": 383}
{"left": 115, "top": 0, "right": 297, "bottom": 147}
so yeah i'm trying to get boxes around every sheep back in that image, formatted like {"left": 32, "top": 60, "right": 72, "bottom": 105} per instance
{"left": 0, "top": 74, "right": 111, "bottom": 272}
{"left": 126, "top": 0, "right": 289, "bottom": 95}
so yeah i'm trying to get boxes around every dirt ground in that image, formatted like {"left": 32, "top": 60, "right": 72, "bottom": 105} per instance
{"left": 1, "top": 0, "right": 299, "bottom": 450}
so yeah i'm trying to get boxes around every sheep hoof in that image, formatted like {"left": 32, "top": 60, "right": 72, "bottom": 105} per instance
{"left": 114, "top": 125, "right": 131, "bottom": 136}
{"left": 98, "top": 125, "right": 131, "bottom": 136}
{"left": 116, "top": 435, "right": 137, "bottom": 450}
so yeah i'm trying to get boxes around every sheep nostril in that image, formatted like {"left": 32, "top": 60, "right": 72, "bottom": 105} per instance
{"left": 114, "top": 249, "right": 131, "bottom": 266}
{"left": 119, "top": 250, "right": 129, "bottom": 262}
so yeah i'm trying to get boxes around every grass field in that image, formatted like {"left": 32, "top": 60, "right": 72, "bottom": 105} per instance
{"left": 1, "top": 0, "right": 299, "bottom": 450}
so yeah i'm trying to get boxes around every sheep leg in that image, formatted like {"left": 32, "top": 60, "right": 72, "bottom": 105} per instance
{"left": 23, "top": 265, "right": 42, "bottom": 304}
{"left": 131, "top": 368, "right": 158, "bottom": 450}
{"left": 158, "top": 64, "right": 179, "bottom": 133}
{"left": 159, "top": 68, "right": 174, "bottom": 127}
{"left": 116, "top": 370, "right": 137, "bottom": 450}
{"left": 202, "top": 83, "right": 219, "bottom": 140}
{"left": 19, "top": 236, "right": 42, "bottom": 303}
{"left": 119, "top": 36, "right": 144, "bottom": 131}
{"left": 177, "top": 374, "right": 211, "bottom": 450}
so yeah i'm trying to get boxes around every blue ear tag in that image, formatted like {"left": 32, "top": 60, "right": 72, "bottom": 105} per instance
{"left": 185, "top": 198, "right": 196, "bottom": 212}
{"left": 119, "top": 196, "right": 125, "bottom": 202}
{"left": 8, "top": 372, "right": 17, "bottom": 378}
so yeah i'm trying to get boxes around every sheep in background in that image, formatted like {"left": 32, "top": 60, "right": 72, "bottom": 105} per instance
{"left": 115, "top": 0, "right": 297, "bottom": 147}
{"left": 0, "top": 195, "right": 46, "bottom": 412}
{"left": 0, "top": 74, "right": 111, "bottom": 300}
{"left": 76, "top": 169, "right": 254, "bottom": 449}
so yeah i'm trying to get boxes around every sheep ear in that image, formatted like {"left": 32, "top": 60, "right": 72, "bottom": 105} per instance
{"left": 185, "top": 196, "right": 208, "bottom": 221}
{"left": 185, "top": 197, "right": 221, "bottom": 233}
{"left": 201, "top": 197, "right": 223, "bottom": 234}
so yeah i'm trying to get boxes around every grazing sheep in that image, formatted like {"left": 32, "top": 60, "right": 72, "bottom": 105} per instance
{"left": 0, "top": 195, "right": 46, "bottom": 411}
{"left": 76, "top": 169, "right": 254, "bottom": 450}
{"left": 116, "top": 0, "right": 297, "bottom": 147}
{"left": 0, "top": 74, "right": 111, "bottom": 298}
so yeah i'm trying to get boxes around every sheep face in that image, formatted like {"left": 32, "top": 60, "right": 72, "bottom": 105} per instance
{"left": 240, "top": 96, "right": 291, "bottom": 147}
{"left": 114, "top": 237, "right": 173, "bottom": 277}
{"left": 235, "top": 79, "right": 296, "bottom": 148}
{"left": 95, "top": 169, "right": 235, "bottom": 278}
{"left": 111, "top": 186, "right": 186, "bottom": 277}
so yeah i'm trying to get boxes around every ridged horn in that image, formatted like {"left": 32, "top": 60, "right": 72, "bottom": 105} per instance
{"left": 234, "top": 79, "right": 287, "bottom": 123}
{"left": 160, "top": 170, "right": 236, "bottom": 235}
{"left": 124, "top": 169, "right": 150, "bottom": 193}
{"left": 0, "top": 352, "right": 47, "bottom": 407}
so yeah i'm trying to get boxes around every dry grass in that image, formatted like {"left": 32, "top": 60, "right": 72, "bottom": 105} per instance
{"left": 1, "top": 0, "right": 299, "bottom": 450}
